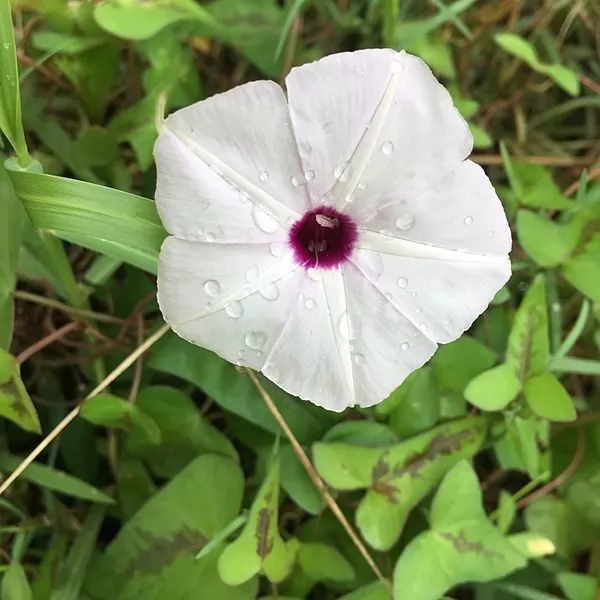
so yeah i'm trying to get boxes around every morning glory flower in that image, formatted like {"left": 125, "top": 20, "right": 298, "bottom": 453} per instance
{"left": 155, "top": 49, "right": 511, "bottom": 412}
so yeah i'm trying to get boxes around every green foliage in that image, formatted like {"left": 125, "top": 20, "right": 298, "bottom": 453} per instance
{"left": 1, "top": 2, "right": 599, "bottom": 600}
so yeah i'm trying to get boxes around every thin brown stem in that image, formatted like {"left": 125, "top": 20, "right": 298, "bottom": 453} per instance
{"left": 245, "top": 368, "right": 390, "bottom": 588}
{"left": 16, "top": 322, "right": 79, "bottom": 365}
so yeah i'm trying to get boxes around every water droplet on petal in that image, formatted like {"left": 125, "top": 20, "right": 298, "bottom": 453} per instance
{"left": 246, "top": 266, "right": 260, "bottom": 281}
{"left": 225, "top": 301, "right": 243, "bottom": 319}
{"left": 307, "top": 268, "right": 321, "bottom": 281}
{"left": 396, "top": 213, "right": 415, "bottom": 231}
{"left": 488, "top": 229, "right": 495, "bottom": 237}
{"left": 270, "top": 242, "right": 286, "bottom": 258}
{"left": 464, "top": 216, "right": 474, "bottom": 225}
{"left": 239, "top": 191, "right": 250, "bottom": 203}
{"left": 291, "top": 175, "right": 304, "bottom": 187}
{"left": 203, "top": 280, "right": 221, "bottom": 297}
{"left": 205, "top": 232, "right": 216, "bottom": 242}
{"left": 259, "top": 171, "right": 269, "bottom": 182}
{"left": 245, "top": 330, "right": 267, "bottom": 350}
{"left": 260, "top": 283, "right": 279, "bottom": 301}
{"left": 252, "top": 206, "right": 279, "bottom": 233}
{"left": 410, "top": 291, "right": 418, "bottom": 298}
{"left": 381, "top": 141, "right": 395, "bottom": 155}
{"left": 334, "top": 161, "right": 350, "bottom": 182}
{"left": 416, "top": 307, "right": 422, "bottom": 314}
{"left": 358, "top": 183, "right": 367, "bottom": 191}
{"left": 398, "top": 277, "right": 408, "bottom": 289}
{"left": 304, "top": 169, "right": 316, "bottom": 181}
{"left": 238, "top": 349, "right": 245, "bottom": 357}
{"left": 385, "top": 293, "right": 393, "bottom": 301}
{"left": 353, "top": 353, "right": 365, "bottom": 364}
{"left": 304, "top": 298, "right": 316, "bottom": 310}
{"left": 401, "top": 342, "right": 409, "bottom": 351}
{"left": 235, "top": 358, "right": 245, "bottom": 366}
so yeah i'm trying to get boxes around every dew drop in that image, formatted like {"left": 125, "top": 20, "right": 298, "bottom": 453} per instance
{"left": 334, "top": 161, "right": 350, "bottom": 182}
{"left": 2, "top": 42, "right": 9, "bottom": 50}
{"left": 252, "top": 205, "right": 279, "bottom": 233}
{"left": 238, "top": 349, "right": 246, "bottom": 357}
{"left": 464, "top": 216, "right": 474, "bottom": 225}
{"left": 291, "top": 175, "right": 305, "bottom": 187}
{"left": 398, "top": 277, "right": 408, "bottom": 289}
{"left": 205, "top": 232, "right": 216, "bottom": 242}
{"left": 225, "top": 301, "right": 243, "bottom": 319}
{"left": 304, "top": 169, "right": 316, "bottom": 181}
{"left": 307, "top": 268, "right": 321, "bottom": 281}
{"left": 488, "top": 229, "right": 495, "bottom": 237}
{"left": 401, "top": 342, "right": 409, "bottom": 351}
{"left": 235, "top": 358, "right": 245, "bottom": 366}
{"left": 304, "top": 297, "right": 316, "bottom": 310}
{"left": 270, "top": 242, "right": 286, "bottom": 258}
{"left": 358, "top": 183, "right": 367, "bottom": 191}
{"left": 410, "top": 291, "right": 418, "bottom": 298}
{"left": 246, "top": 265, "right": 260, "bottom": 281}
{"left": 381, "top": 141, "right": 395, "bottom": 155}
{"left": 239, "top": 191, "right": 250, "bottom": 203}
{"left": 396, "top": 213, "right": 415, "bottom": 231}
{"left": 203, "top": 280, "right": 221, "bottom": 297}
{"left": 353, "top": 353, "right": 365, "bottom": 365}
{"left": 385, "top": 293, "right": 393, "bottom": 301}
{"left": 259, "top": 171, "right": 269, "bottom": 182}
{"left": 260, "top": 283, "right": 280, "bottom": 301}
{"left": 245, "top": 330, "right": 267, "bottom": 350}
{"left": 419, "top": 322, "right": 426, "bottom": 330}
{"left": 416, "top": 307, "right": 422, "bottom": 314}
{"left": 257, "top": 351, "right": 264, "bottom": 358}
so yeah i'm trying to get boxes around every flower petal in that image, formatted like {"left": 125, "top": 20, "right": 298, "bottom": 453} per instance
{"left": 157, "top": 80, "right": 309, "bottom": 237}
{"left": 157, "top": 237, "right": 303, "bottom": 369}
{"left": 352, "top": 160, "right": 512, "bottom": 256}
{"left": 155, "top": 130, "right": 290, "bottom": 244}
{"left": 351, "top": 235, "right": 511, "bottom": 344}
{"left": 285, "top": 50, "right": 471, "bottom": 209}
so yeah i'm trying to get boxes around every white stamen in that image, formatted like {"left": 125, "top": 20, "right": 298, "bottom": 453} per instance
{"left": 315, "top": 214, "right": 337, "bottom": 229}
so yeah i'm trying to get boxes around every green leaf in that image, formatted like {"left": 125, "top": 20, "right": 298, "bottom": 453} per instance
{"left": 338, "top": 582, "right": 391, "bottom": 600}
{"left": 279, "top": 444, "right": 323, "bottom": 515}
{"left": 80, "top": 392, "right": 162, "bottom": 445}
{"left": 31, "top": 30, "right": 106, "bottom": 54}
{"left": 562, "top": 234, "right": 600, "bottom": 302}
{"left": 523, "top": 373, "right": 576, "bottom": 422}
{"left": 0, "top": 452, "right": 114, "bottom": 504}
{"left": 298, "top": 542, "right": 355, "bottom": 582}
{"left": 149, "top": 333, "right": 336, "bottom": 444}
{"left": 94, "top": 1, "right": 216, "bottom": 40}
{"left": 0, "top": 347, "right": 41, "bottom": 433}
{"left": 517, "top": 211, "right": 579, "bottom": 266}
{"left": 126, "top": 385, "right": 237, "bottom": 478}
{"left": 393, "top": 462, "right": 527, "bottom": 600}
{"left": 314, "top": 417, "right": 487, "bottom": 550}
{"left": 0, "top": 0, "right": 29, "bottom": 162}
{"left": 432, "top": 336, "right": 496, "bottom": 393}
{"left": 464, "top": 363, "right": 522, "bottom": 411}
{"left": 0, "top": 159, "right": 25, "bottom": 349}
{"left": 388, "top": 366, "right": 440, "bottom": 438}
{"left": 495, "top": 33, "right": 580, "bottom": 96}
{"left": 218, "top": 456, "right": 293, "bottom": 585}
{"left": 2, "top": 561, "right": 32, "bottom": 600}
{"left": 85, "top": 455, "right": 255, "bottom": 600}
{"left": 116, "top": 460, "right": 157, "bottom": 519}
{"left": 558, "top": 573, "right": 597, "bottom": 600}
{"left": 51, "top": 505, "right": 106, "bottom": 600}
{"left": 506, "top": 276, "right": 549, "bottom": 381}
{"left": 323, "top": 421, "right": 398, "bottom": 447}
{"left": 7, "top": 168, "right": 166, "bottom": 274}
{"left": 497, "top": 491, "right": 516, "bottom": 534}
{"left": 508, "top": 532, "right": 555, "bottom": 559}
{"left": 511, "top": 163, "right": 572, "bottom": 210}
{"left": 495, "top": 416, "right": 550, "bottom": 479}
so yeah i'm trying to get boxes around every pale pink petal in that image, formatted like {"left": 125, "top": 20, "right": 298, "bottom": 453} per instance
{"left": 352, "top": 234, "right": 511, "bottom": 344}
{"left": 352, "top": 160, "right": 511, "bottom": 256}
{"left": 156, "top": 80, "right": 309, "bottom": 242}
{"left": 157, "top": 237, "right": 303, "bottom": 370}
{"left": 285, "top": 50, "right": 471, "bottom": 209}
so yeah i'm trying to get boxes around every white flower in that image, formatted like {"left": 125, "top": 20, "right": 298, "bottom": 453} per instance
{"left": 154, "top": 49, "right": 511, "bottom": 412}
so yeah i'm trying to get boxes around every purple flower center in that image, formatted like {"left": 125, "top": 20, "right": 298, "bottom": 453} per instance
{"left": 288, "top": 206, "right": 358, "bottom": 269}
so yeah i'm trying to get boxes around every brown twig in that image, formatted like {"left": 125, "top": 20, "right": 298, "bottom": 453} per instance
{"left": 245, "top": 368, "right": 390, "bottom": 588}
{"left": 16, "top": 322, "right": 79, "bottom": 365}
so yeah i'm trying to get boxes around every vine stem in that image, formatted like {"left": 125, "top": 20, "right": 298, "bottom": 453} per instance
{"left": 0, "top": 324, "right": 170, "bottom": 497}
{"left": 245, "top": 368, "right": 391, "bottom": 589}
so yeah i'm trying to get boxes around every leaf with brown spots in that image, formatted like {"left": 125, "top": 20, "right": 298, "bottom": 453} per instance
{"left": 219, "top": 456, "right": 293, "bottom": 586}
{"left": 393, "top": 462, "right": 527, "bottom": 600}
